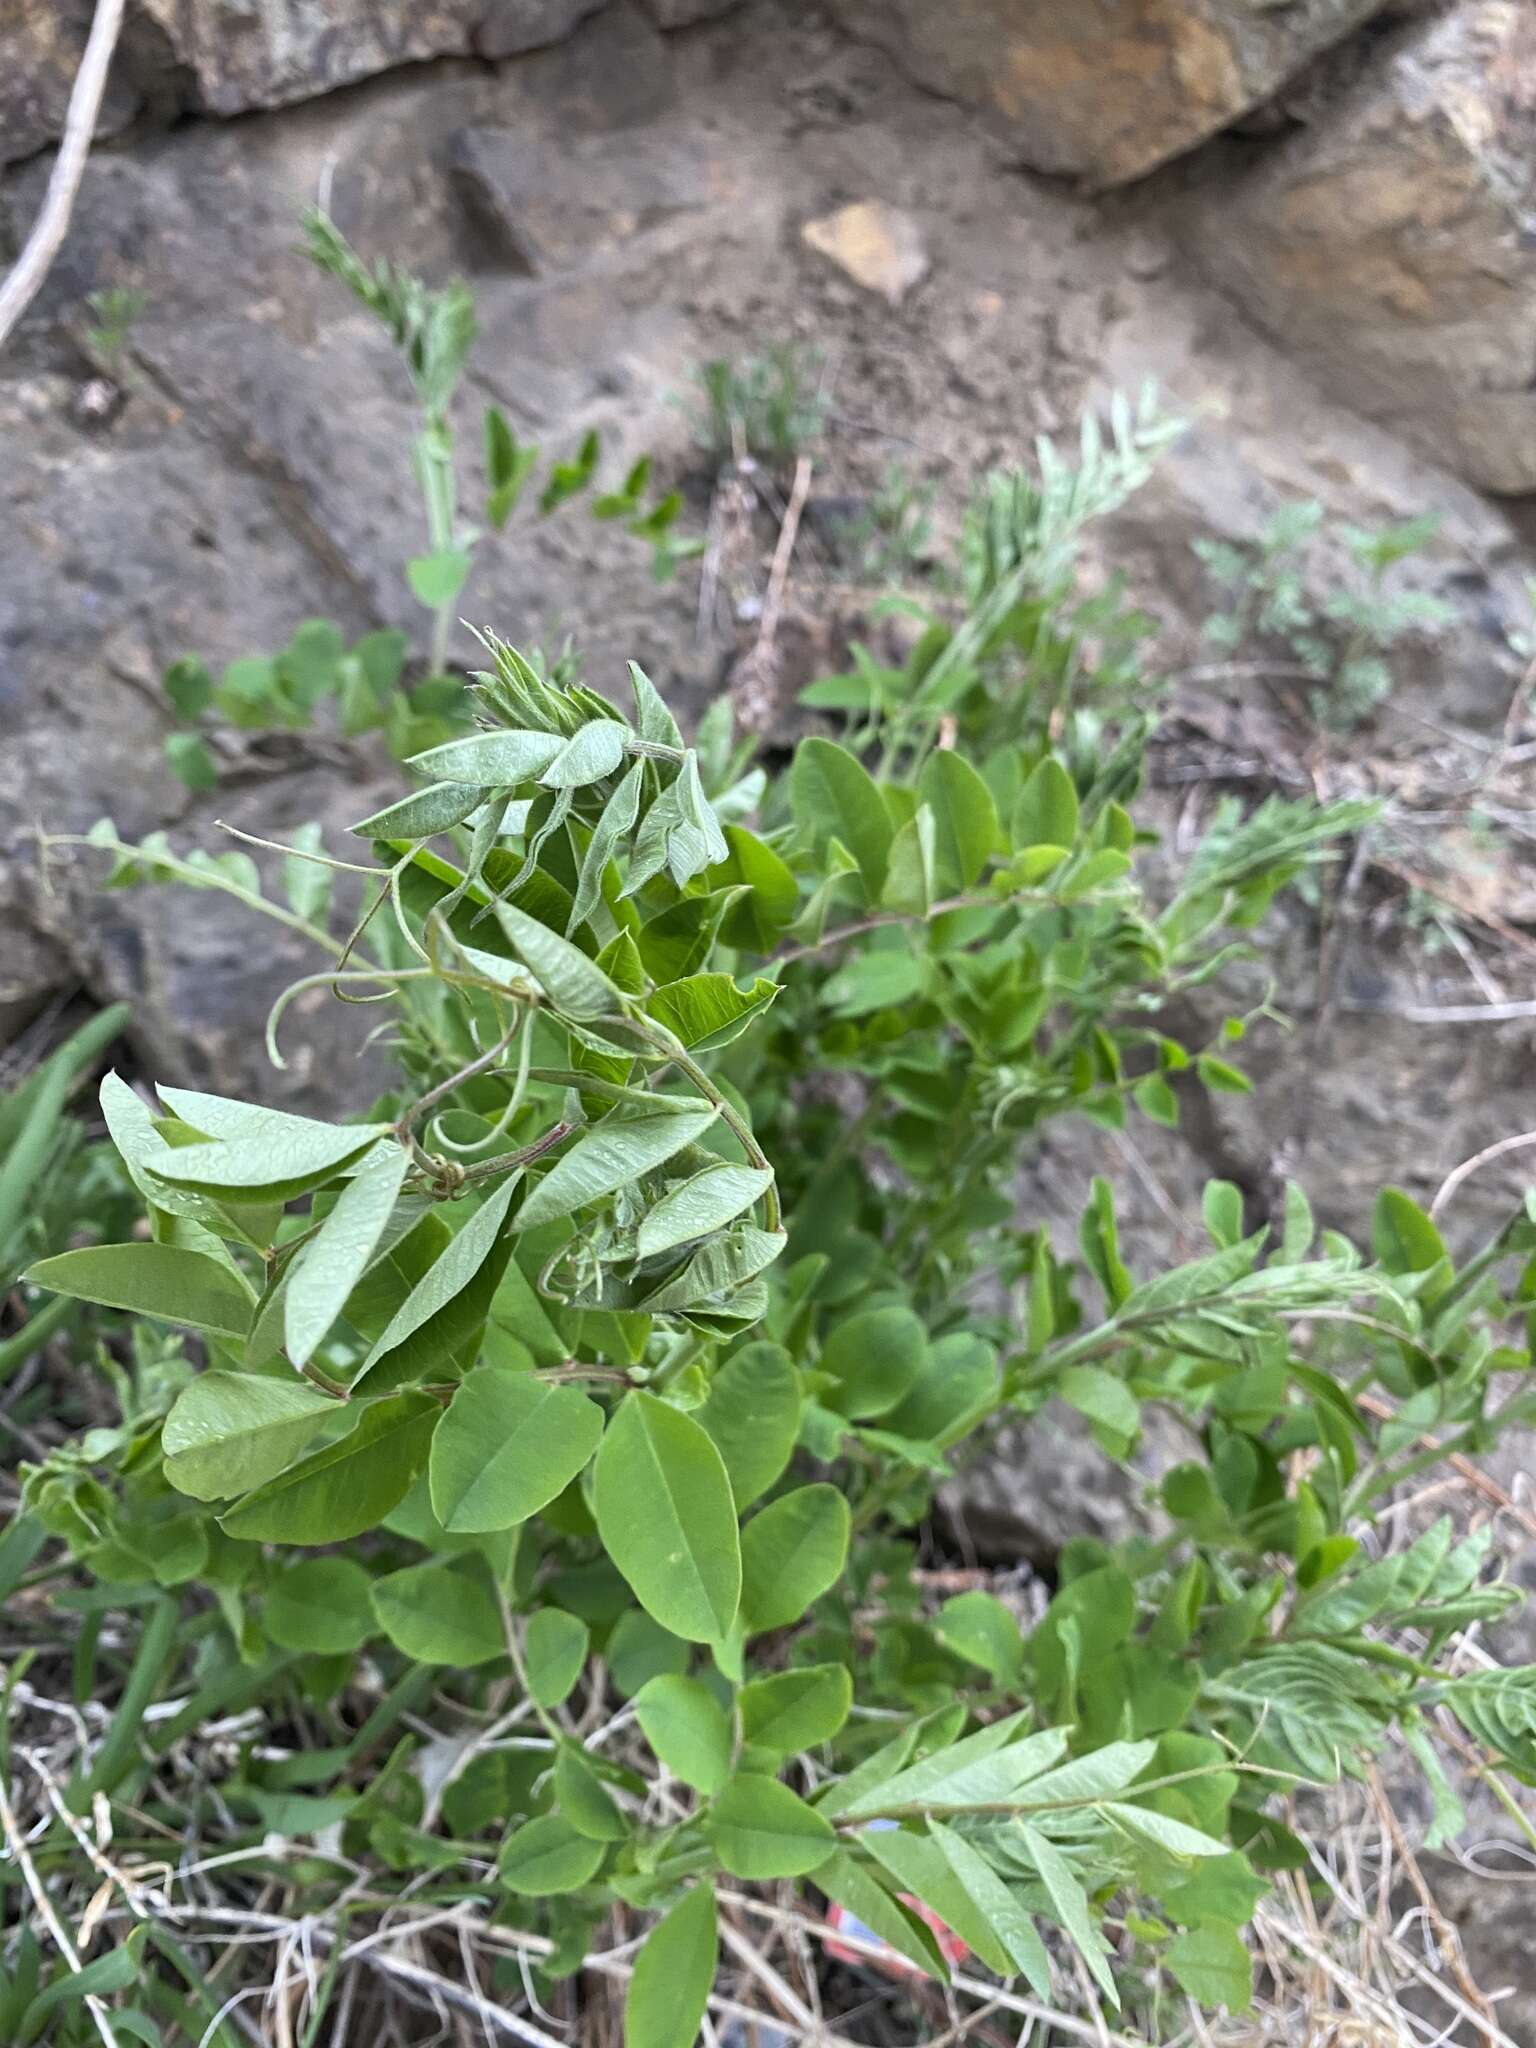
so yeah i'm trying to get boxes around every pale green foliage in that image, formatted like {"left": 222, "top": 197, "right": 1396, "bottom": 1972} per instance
{"left": 693, "top": 342, "right": 827, "bottom": 464}
{"left": 1196, "top": 497, "right": 1455, "bottom": 727}
{"left": 11, "top": 409, "right": 1536, "bottom": 2045}
{"left": 81, "top": 283, "right": 146, "bottom": 378}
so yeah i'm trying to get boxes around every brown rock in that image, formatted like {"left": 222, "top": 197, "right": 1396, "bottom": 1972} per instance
{"left": 1196, "top": 1, "right": 1536, "bottom": 493}
{"left": 801, "top": 199, "right": 929, "bottom": 305}
{"left": 823, "top": 0, "right": 1395, "bottom": 184}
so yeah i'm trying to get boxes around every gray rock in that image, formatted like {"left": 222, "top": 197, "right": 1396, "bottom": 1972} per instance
{"left": 634, "top": 0, "right": 742, "bottom": 23}
{"left": 0, "top": 0, "right": 182, "bottom": 167}
{"left": 1192, "top": 0, "right": 1536, "bottom": 493}
{"left": 0, "top": 0, "right": 619, "bottom": 163}
{"left": 450, "top": 119, "right": 709, "bottom": 276}
{"left": 822, "top": 0, "right": 1397, "bottom": 185}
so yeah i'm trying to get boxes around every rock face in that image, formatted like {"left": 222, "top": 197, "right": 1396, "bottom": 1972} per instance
{"left": 0, "top": 0, "right": 608, "bottom": 160}
{"left": 0, "top": 0, "right": 182, "bottom": 165}
{"left": 1196, "top": 1, "right": 1536, "bottom": 493}
{"left": 821, "top": 0, "right": 1395, "bottom": 184}
{"left": 0, "top": 0, "right": 749, "bottom": 162}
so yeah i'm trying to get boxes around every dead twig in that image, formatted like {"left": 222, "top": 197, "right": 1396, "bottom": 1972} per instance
{"left": 1430, "top": 1128, "right": 1536, "bottom": 1222}
{"left": 0, "top": 0, "right": 127, "bottom": 348}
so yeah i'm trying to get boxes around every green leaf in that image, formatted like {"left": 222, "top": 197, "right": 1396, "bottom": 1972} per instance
{"left": 791, "top": 737, "right": 894, "bottom": 897}
{"left": 494, "top": 901, "right": 625, "bottom": 1021}
{"left": 352, "top": 781, "right": 486, "bottom": 839}
{"left": 739, "top": 1483, "right": 849, "bottom": 1634}
{"left": 285, "top": 1141, "right": 410, "bottom": 1367}
{"left": 1018, "top": 1821, "right": 1118, "bottom": 2006}
{"left": 820, "top": 1305, "right": 926, "bottom": 1420}
{"left": 1133, "top": 1073, "right": 1180, "bottom": 1127}
{"left": 920, "top": 750, "right": 998, "bottom": 891}
{"left": 1060, "top": 1365, "right": 1139, "bottom": 1444}
{"left": 499, "top": 1813, "right": 605, "bottom": 1896}
{"left": 645, "top": 974, "right": 780, "bottom": 1054}
{"left": 884, "top": 1331, "right": 999, "bottom": 1444}
{"left": 1103, "top": 1802, "right": 1229, "bottom": 1859}
{"left": 1014, "top": 756, "right": 1079, "bottom": 851}
{"left": 144, "top": 1120, "right": 393, "bottom": 1204}
{"left": 1013, "top": 1741, "right": 1157, "bottom": 1810}
{"left": 633, "top": 1675, "right": 732, "bottom": 1795}
{"left": 429, "top": 1367, "right": 604, "bottom": 1531}
{"left": 703, "top": 1775, "right": 836, "bottom": 1879}
{"left": 540, "top": 427, "right": 600, "bottom": 514}
{"left": 407, "top": 729, "right": 565, "bottom": 784}
{"left": 219, "top": 1393, "right": 438, "bottom": 1544}
{"left": 372, "top": 1562, "right": 504, "bottom": 1665}
{"left": 1202, "top": 1180, "right": 1245, "bottom": 1249}
{"left": 929, "top": 1823, "right": 1053, "bottom": 1996}
{"left": 1194, "top": 1053, "right": 1251, "bottom": 1094}
{"left": 593, "top": 1393, "right": 741, "bottom": 1643}
{"left": 882, "top": 804, "right": 936, "bottom": 914}
{"left": 19, "top": 1931, "right": 146, "bottom": 2033}
{"left": 165, "top": 732, "right": 218, "bottom": 792}
{"left": 628, "top": 661, "right": 684, "bottom": 750}
{"left": 935, "top": 1591, "right": 1024, "bottom": 1683}
{"left": 1165, "top": 1925, "right": 1253, "bottom": 2012}
{"left": 699, "top": 1342, "right": 800, "bottom": 1508}
{"left": 739, "top": 1664, "right": 852, "bottom": 1753}
{"left": 838, "top": 1722, "right": 1067, "bottom": 1820}
{"left": 816, "top": 1853, "right": 950, "bottom": 1980}
{"left": 706, "top": 826, "right": 798, "bottom": 951}
{"left": 525, "top": 1609, "right": 590, "bottom": 1707}
{"left": 163, "top": 654, "right": 215, "bottom": 719}
{"left": 625, "top": 1882, "right": 716, "bottom": 2048}
{"left": 26, "top": 1244, "right": 254, "bottom": 1340}
{"left": 357, "top": 1173, "right": 522, "bottom": 1391}
{"left": 484, "top": 406, "right": 538, "bottom": 526}
{"left": 1372, "top": 1187, "right": 1448, "bottom": 1275}
{"left": 264, "top": 1556, "right": 376, "bottom": 1654}
{"left": 407, "top": 548, "right": 472, "bottom": 608}
{"left": 570, "top": 757, "right": 645, "bottom": 934}
{"left": 862, "top": 1826, "right": 1014, "bottom": 1977}
{"left": 636, "top": 1165, "right": 774, "bottom": 1261}
{"left": 519, "top": 1108, "right": 718, "bottom": 1231}
{"left": 822, "top": 947, "right": 925, "bottom": 1019}
{"left": 1159, "top": 1852, "right": 1268, "bottom": 1930}
{"left": 557, "top": 1743, "right": 627, "bottom": 1839}
{"left": 162, "top": 1373, "right": 339, "bottom": 1500}
{"left": 540, "top": 720, "right": 629, "bottom": 788}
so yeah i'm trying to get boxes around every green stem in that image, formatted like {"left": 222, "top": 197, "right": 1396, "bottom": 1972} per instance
{"left": 666, "top": 1042, "right": 780, "bottom": 1234}
{"left": 0, "top": 1292, "right": 74, "bottom": 1383}
{"left": 70, "top": 1594, "right": 178, "bottom": 1809}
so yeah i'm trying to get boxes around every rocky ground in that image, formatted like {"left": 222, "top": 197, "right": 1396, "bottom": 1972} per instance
{"left": 5, "top": 0, "right": 1536, "bottom": 2032}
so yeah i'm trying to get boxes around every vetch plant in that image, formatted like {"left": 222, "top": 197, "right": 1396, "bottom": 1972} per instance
{"left": 158, "top": 212, "right": 696, "bottom": 792}
{"left": 12, "top": 427, "right": 1536, "bottom": 2045}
